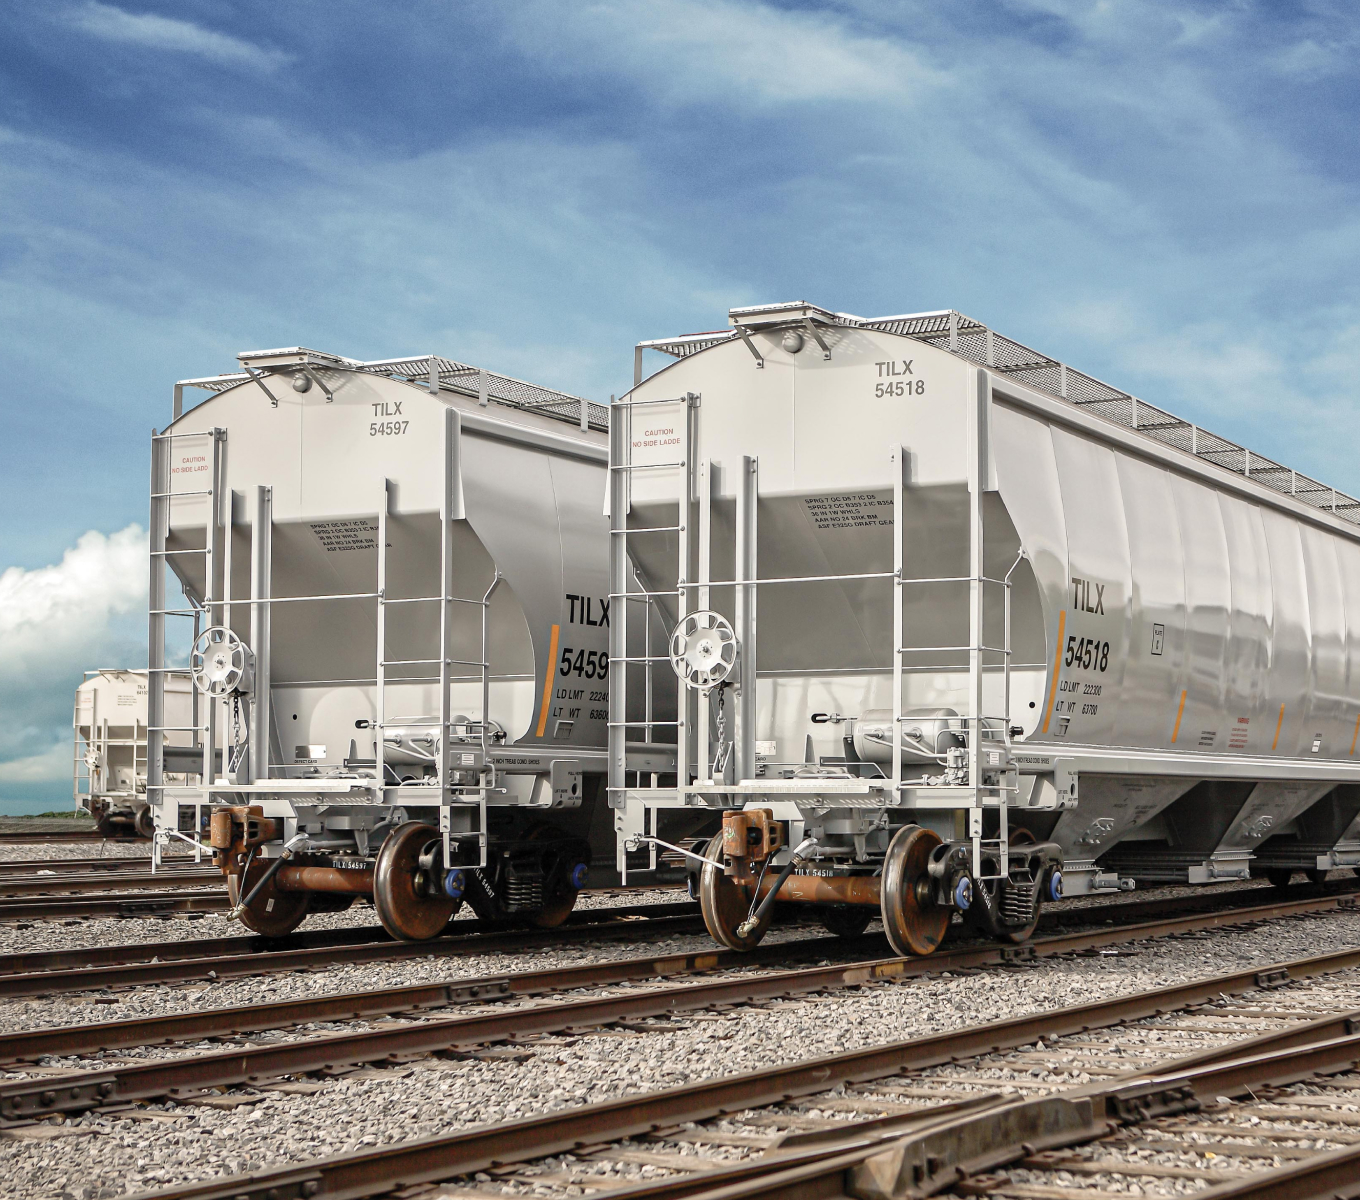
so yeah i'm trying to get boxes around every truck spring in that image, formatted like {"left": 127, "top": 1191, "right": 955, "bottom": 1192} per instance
{"left": 1001, "top": 878, "right": 1037, "bottom": 926}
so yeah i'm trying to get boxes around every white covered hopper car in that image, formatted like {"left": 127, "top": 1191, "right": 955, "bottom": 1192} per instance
{"left": 149, "top": 348, "right": 677, "bottom": 938}
{"left": 611, "top": 301, "right": 1360, "bottom": 955}
{"left": 73, "top": 669, "right": 193, "bottom": 837}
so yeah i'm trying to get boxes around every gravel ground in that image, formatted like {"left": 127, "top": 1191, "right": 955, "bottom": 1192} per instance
{"left": 0, "top": 916, "right": 811, "bottom": 1036}
{"left": 4, "top": 901, "right": 1360, "bottom": 1199}
{"left": 0, "top": 843, "right": 164, "bottom": 864}
{"left": 0, "top": 870, "right": 686, "bottom": 956}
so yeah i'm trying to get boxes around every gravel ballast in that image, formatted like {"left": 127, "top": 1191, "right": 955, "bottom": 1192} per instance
{"left": 2, "top": 900, "right": 1360, "bottom": 1199}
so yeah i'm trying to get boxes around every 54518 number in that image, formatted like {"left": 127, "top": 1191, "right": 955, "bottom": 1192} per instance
{"left": 1065, "top": 636, "right": 1109, "bottom": 672}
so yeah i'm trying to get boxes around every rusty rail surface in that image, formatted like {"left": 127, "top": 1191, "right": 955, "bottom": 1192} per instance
{"left": 113, "top": 932, "right": 1360, "bottom": 1200}
{"left": 0, "top": 902, "right": 705, "bottom": 996}
{"left": 8, "top": 887, "right": 1360, "bottom": 1125}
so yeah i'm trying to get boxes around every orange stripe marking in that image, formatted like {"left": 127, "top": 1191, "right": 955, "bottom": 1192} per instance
{"left": 535, "top": 624, "right": 561, "bottom": 738}
{"left": 1351, "top": 714, "right": 1360, "bottom": 756}
{"left": 1171, "top": 689, "right": 1187, "bottom": 743}
{"left": 1272, "top": 703, "right": 1286, "bottom": 751}
{"left": 1041, "top": 610, "right": 1066, "bottom": 734}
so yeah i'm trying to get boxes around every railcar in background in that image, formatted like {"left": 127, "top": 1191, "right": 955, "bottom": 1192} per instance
{"left": 74, "top": 669, "right": 196, "bottom": 838}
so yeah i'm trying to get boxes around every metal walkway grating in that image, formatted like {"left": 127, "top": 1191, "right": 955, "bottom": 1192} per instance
{"left": 639, "top": 305, "right": 1359, "bottom": 526}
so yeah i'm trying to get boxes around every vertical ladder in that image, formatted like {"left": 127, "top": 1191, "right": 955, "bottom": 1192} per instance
{"left": 890, "top": 369, "right": 1015, "bottom": 878}
{"left": 607, "top": 392, "right": 699, "bottom": 872}
{"left": 372, "top": 407, "right": 488, "bottom": 866}
{"left": 147, "top": 426, "right": 224, "bottom": 866}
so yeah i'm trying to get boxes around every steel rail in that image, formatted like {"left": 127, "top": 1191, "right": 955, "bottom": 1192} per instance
{"left": 11, "top": 887, "right": 1360, "bottom": 1123}
{"left": 0, "top": 890, "right": 231, "bottom": 920}
{"left": 3, "top": 881, "right": 1352, "bottom": 1060}
{"left": 118, "top": 933, "right": 1360, "bottom": 1200}
{"left": 0, "top": 903, "right": 705, "bottom": 998}
{"left": 601, "top": 1031, "right": 1360, "bottom": 1200}
{"left": 0, "top": 873, "right": 1345, "bottom": 993}
{"left": 615, "top": 990, "right": 1360, "bottom": 1200}
{"left": 0, "top": 934, "right": 870, "bottom": 1066}
{"left": 3, "top": 884, "right": 1346, "bottom": 1059}
{"left": 0, "top": 830, "right": 125, "bottom": 846}
{"left": 1190, "top": 1141, "right": 1360, "bottom": 1200}
{"left": 0, "top": 923, "right": 392, "bottom": 976}
{"left": 0, "top": 856, "right": 203, "bottom": 875}
{"left": 0, "top": 895, "right": 693, "bottom": 977}
{"left": 506, "top": 999, "right": 1360, "bottom": 1200}
{"left": 0, "top": 869, "right": 221, "bottom": 896}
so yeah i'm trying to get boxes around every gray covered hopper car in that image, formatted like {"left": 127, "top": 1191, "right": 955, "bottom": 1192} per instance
{"left": 149, "top": 347, "right": 678, "bottom": 939}
{"left": 74, "top": 669, "right": 193, "bottom": 838}
{"left": 611, "top": 301, "right": 1360, "bottom": 955}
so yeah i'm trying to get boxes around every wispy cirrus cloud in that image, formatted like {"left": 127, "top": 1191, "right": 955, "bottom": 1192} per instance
{"left": 65, "top": 2, "right": 291, "bottom": 72}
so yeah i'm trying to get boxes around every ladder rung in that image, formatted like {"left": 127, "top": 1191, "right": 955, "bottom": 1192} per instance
{"left": 611, "top": 461, "right": 684, "bottom": 472}
{"left": 151, "top": 489, "right": 213, "bottom": 498}
{"left": 612, "top": 396, "right": 691, "bottom": 408}
{"left": 380, "top": 658, "right": 488, "bottom": 668}
{"left": 612, "top": 526, "right": 683, "bottom": 535}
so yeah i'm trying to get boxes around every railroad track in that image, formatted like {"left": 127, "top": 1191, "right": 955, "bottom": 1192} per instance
{"left": 0, "top": 868, "right": 222, "bottom": 897}
{"left": 94, "top": 929, "right": 1360, "bottom": 1200}
{"left": 3, "top": 884, "right": 1360, "bottom": 1124}
{"left": 0, "top": 829, "right": 129, "bottom": 846}
{"left": 0, "top": 878, "right": 1349, "bottom": 998}
{"left": 0, "top": 888, "right": 230, "bottom": 921}
{"left": 0, "top": 855, "right": 203, "bottom": 875}
{"left": 0, "top": 882, "right": 681, "bottom": 924}
{"left": 0, "top": 900, "right": 706, "bottom": 997}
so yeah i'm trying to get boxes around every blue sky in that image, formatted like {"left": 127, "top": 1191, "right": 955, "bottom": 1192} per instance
{"left": 2, "top": 0, "right": 1359, "bottom": 807}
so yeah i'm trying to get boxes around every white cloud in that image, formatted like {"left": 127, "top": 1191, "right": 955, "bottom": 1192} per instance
{"left": 0, "top": 525, "right": 148, "bottom": 781}
{"left": 0, "top": 744, "right": 71, "bottom": 785}
{"left": 65, "top": 2, "right": 291, "bottom": 72}
{"left": 503, "top": 0, "right": 944, "bottom": 105}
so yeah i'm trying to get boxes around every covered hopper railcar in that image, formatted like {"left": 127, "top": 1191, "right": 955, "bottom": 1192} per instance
{"left": 611, "top": 302, "right": 1360, "bottom": 955}
{"left": 74, "top": 669, "right": 194, "bottom": 838}
{"left": 149, "top": 348, "right": 677, "bottom": 939}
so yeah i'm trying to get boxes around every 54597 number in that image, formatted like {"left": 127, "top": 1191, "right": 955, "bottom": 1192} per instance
{"left": 1065, "top": 636, "right": 1109, "bottom": 672}
{"left": 559, "top": 647, "right": 609, "bottom": 680}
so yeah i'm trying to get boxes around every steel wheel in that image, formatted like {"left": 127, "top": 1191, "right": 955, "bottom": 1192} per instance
{"left": 818, "top": 906, "right": 873, "bottom": 938}
{"left": 1266, "top": 868, "right": 1295, "bottom": 889}
{"left": 227, "top": 856, "right": 310, "bottom": 937}
{"left": 699, "top": 832, "right": 770, "bottom": 951}
{"left": 309, "top": 893, "right": 357, "bottom": 913}
{"left": 373, "top": 822, "right": 458, "bottom": 941}
{"left": 133, "top": 805, "right": 155, "bottom": 841}
{"left": 995, "top": 828, "right": 1042, "bottom": 945}
{"left": 880, "top": 825, "right": 949, "bottom": 957}
{"left": 521, "top": 824, "right": 587, "bottom": 929}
